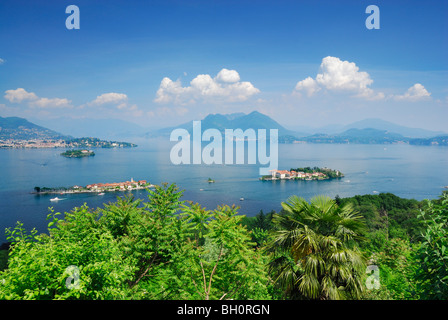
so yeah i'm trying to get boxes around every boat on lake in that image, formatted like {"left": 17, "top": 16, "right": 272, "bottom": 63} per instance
{"left": 50, "top": 197, "right": 62, "bottom": 201}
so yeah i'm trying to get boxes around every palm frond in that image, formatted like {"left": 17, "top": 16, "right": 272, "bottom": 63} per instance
{"left": 268, "top": 194, "right": 367, "bottom": 300}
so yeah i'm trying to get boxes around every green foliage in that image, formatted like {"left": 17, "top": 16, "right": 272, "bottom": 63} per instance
{"left": 242, "top": 210, "right": 275, "bottom": 247}
{"left": 266, "top": 195, "right": 367, "bottom": 300}
{"left": 178, "top": 205, "right": 271, "bottom": 300}
{"left": 340, "top": 193, "right": 447, "bottom": 300}
{"left": 0, "top": 219, "right": 134, "bottom": 300}
{"left": 1, "top": 185, "right": 446, "bottom": 300}
{"left": 289, "top": 167, "right": 343, "bottom": 179}
{"left": 339, "top": 193, "right": 424, "bottom": 243}
{"left": 414, "top": 194, "right": 448, "bottom": 299}
{"left": 60, "top": 149, "right": 95, "bottom": 158}
{"left": 363, "top": 237, "right": 419, "bottom": 300}
{"left": 0, "top": 183, "right": 271, "bottom": 300}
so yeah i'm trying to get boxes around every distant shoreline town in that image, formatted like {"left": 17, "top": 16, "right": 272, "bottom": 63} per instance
{"left": 261, "top": 167, "right": 343, "bottom": 181}
{"left": 0, "top": 137, "right": 137, "bottom": 149}
{"left": 33, "top": 178, "right": 153, "bottom": 195}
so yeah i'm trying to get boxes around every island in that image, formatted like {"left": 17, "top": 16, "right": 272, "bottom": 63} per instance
{"left": 33, "top": 178, "right": 153, "bottom": 195}
{"left": 260, "top": 166, "right": 343, "bottom": 181}
{"left": 60, "top": 149, "right": 95, "bottom": 158}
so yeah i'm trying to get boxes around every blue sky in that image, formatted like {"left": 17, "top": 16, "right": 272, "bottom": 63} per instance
{"left": 0, "top": 0, "right": 447, "bottom": 131}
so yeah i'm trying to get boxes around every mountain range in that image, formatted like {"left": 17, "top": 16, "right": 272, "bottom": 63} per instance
{"left": 1, "top": 112, "right": 447, "bottom": 146}
{"left": 290, "top": 128, "right": 408, "bottom": 145}
{"left": 0, "top": 116, "right": 70, "bottom": 140}
{"left": 293, "top": 118, "right": 446, "bottom": 138}
{"left": 145, "top": 111, "right": 447, "bottom": 145}
{"left": 147, "top": 111, "right": 307, "bottom": 138}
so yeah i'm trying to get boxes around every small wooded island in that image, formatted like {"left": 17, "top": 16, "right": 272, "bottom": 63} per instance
{"left": 61, "top": 149, "right": 95, "bottom": 158}
{"left": 261, "top": 166, "right": 343, "bottom": 181}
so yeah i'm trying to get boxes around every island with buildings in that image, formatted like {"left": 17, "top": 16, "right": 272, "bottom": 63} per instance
{"left": 33, "top": 178, "right": 153, "bottom": 195}
{"left": 261, "top": 167, "right": 343, "bottom": 181}
{"left": 60, "top": 149, "right": 95, "bottom": 158}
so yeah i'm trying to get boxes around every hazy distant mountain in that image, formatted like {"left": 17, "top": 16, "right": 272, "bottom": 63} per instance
{"left": 293, "top": 128, "right": 448, "bottom": 145}
{"left": 341, "top": 118, "right": 446, "bottom": 138}
{"left": 148, "top": 112, "right": 448, "bottom": 145}
{"left": 0, "top": 116, "right": 70, "bottom": 140}
{"left": 32, "top": 117, "right": 148, "bottom": 141}
{"left": 9, "top": 112, "right": 444, "bottom": 146}
{"left": 298, "top": 128, "right": 409, "bottom": 144}
{"left": 300, "top": 128, "right": 408, "bottom": 144}
{"left": 294, "top": 118, "right": 446, "bottom": 138}
{"left": 147, "top": 111, "right": 307, "bottom": 138}
{"left": 1, "top": 116, "right": 142, "bottom": 147}
{"left": 338, "top": 128, "right": 404, "bottom": 139}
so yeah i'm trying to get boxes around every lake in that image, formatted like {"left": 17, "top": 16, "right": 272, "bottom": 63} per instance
{"left": 1, "top": 138, "right": 447, "bottom": 243}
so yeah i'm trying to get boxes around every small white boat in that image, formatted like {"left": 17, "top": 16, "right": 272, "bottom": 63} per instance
{"left": 98, "top": 193, "right": 105, "bottom": 196}
{"left": 50, "top": 197, "right": 61, "bottom": 201}
{"left": 240, "top": 197, "right": 245, "bottom": 201}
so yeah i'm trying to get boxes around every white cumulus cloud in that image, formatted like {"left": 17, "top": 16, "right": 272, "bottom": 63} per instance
{"left": 215, "top": 68, "right": 241, "bottom": 83}
{"left": 4, "top": 88, "right": 38, "bottom": 103}
{"left": 4, "top": 88, "right": 71, "bottom": 108}
{"left": 394, "top": 83, "right": 431, "bottom": 101}
{"left": 316, "top": 56, "right": 373, "bottom": 92}
{"left": 294, "top": 77, "right": 321, "bottom": 97}
{"left": 90, "top": 92, "right": 128, "bottom": 105}
{"left": 30, "top": 97, "right": 72, "bottom": 108}
{"left": 86, "top": 92, "right": 143, "bottom": 116}
{"left": 154, "top": 68, "right": 260, "bottom": 104}
{"left": 294, "top": 56, "right": 384, "bottom": 100}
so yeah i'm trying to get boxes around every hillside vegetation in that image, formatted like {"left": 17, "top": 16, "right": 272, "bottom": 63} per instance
{"left": 0, "top": 185, "right": 446, "bottom": 300}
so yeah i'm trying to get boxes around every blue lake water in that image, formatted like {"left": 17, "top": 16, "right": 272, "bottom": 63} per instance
{"left": 1, "top": 138, "right": 447, "bottom": 243}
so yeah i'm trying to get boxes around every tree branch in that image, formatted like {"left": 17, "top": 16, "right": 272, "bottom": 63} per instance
{"left": 200, "top": 260, "right": 208, "bottom": 299}
{"left": 206, "top": 243, "right": 224, "bottom": 300}
{"left": 131, "top": 253, "right": 158, "bottom": 288}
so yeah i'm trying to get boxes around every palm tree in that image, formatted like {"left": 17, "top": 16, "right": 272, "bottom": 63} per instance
{"left": 266, "top": 195, "right": 367, "bottom": 300}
